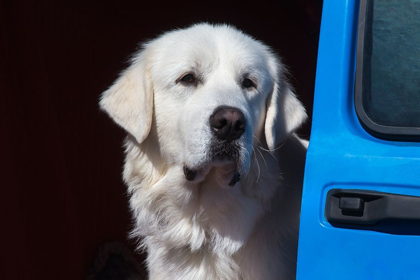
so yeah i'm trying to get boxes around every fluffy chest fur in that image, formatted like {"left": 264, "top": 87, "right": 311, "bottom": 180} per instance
{"left": 123, "top": 133, "right": 304, "bottom": 280}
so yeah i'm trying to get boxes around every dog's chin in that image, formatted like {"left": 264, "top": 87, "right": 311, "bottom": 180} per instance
{"left": 183, "top": 139, "right": 247, "bottom": 187}
{"left": 183, "top": 154, "right": 242, "bottom": 187}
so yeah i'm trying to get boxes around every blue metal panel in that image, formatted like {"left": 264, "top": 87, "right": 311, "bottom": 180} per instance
{"left": 296, "top": 0, "right": 420, "bottom": 279}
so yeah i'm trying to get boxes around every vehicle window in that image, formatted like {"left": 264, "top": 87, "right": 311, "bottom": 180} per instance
{"left": 355, "top": 0, "right": 420, "bottom": 140}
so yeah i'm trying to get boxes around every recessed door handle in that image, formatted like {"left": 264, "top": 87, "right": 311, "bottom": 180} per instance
{"left": 326, "top": 189, "right": 420, "bottom": 225}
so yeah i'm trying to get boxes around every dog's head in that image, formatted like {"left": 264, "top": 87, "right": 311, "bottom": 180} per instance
{"left": 100, "top": 24, "right": 306, "bottom": 186}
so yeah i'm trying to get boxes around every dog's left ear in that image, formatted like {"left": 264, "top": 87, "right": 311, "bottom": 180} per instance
{"left": 264, "top": 59, "right": 307, "bottom": 151}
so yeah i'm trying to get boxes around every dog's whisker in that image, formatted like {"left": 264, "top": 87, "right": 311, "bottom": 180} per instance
{"left": 252, "top": 135, "right": 288, "bottom": 154}
{"left": 259, "top": 146, "right": 279, "bottom": 165}
{"left": 259, "top": 142, "right": 285, "bottom": 153}
{"left": 252, "top": 147, "right": 261, "bottom": 183}
{"left": 252, "top": 137, "right": 268, "bottom": 169}
{"left": 257, "top": 147, "right": 268, "bottom": 169}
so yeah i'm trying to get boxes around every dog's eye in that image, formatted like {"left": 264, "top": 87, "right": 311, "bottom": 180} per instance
{"left": 180, "top": 74, "right": 196, "bottom": 85}
{"left": 242, "top": 78, "right": 256, "bottom": 89}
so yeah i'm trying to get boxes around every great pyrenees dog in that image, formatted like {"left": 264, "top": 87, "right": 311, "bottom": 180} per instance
{"left": 100, "top": 23, "right": 307, "bottom": 280}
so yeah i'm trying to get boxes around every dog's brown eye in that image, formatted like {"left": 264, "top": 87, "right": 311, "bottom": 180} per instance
{"left": 180, "top": 74, "right": 196, "bottom": 84}
{"left": 242, "top": 78, "right": 255, "bottom": 89}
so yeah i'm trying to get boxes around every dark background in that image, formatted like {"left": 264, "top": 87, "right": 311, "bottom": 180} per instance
{"left": 1, "top": 0, "right": 323, "bottom": 279}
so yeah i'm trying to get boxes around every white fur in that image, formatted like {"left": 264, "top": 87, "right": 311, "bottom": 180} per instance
{"left": 100, "top": 23, "right": 307, "bottom": 280}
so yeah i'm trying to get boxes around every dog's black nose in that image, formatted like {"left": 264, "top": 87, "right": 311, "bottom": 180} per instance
{"left": 210, "top": 106, "right": 245, "bottom": 142}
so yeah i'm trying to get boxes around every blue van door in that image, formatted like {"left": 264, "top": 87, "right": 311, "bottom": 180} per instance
{"left": 297, "top": 0, "right": 420, "bottom": 279}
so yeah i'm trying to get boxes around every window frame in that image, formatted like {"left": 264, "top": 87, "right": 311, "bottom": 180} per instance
{"left": 354, "top": 0, "right": 420, "bottom": 141}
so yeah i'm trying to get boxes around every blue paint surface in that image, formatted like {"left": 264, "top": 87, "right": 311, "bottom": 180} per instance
{"left": 296, "top": 0, "right": 420, "bottom": 279}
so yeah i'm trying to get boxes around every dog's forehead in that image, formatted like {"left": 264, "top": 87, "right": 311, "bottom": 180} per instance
{"left": 151, "top": 25, "right": 271, "bottom": 73}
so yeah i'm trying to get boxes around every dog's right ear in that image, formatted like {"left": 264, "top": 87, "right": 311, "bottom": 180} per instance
{"left": 100, "top": 50, "right": 153, "bottom": 144}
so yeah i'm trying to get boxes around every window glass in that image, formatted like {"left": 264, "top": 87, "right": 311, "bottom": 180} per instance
{"left": 362, "top": 0, "right": 420, "bottom": 128}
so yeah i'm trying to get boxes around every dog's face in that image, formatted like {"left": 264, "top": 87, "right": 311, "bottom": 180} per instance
{"left": 100, "top": 24, "right": 306, "bottom": 187}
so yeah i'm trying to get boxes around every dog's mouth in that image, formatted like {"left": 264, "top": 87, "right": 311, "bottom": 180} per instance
{"left": 183, "top": 165, "right": 241, "bottom": 187}
{"left": 183, "top": 141, "right": 242, "bottom": 186}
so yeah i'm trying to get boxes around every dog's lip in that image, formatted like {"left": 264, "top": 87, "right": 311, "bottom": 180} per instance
{"left": 228, "top": 171, "right": 241, "bottom": 186}
{"left": 183, "top": 165, "right": 197, "bottom": 181}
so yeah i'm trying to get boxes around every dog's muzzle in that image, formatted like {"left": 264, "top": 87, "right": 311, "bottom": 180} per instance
{"left": 182, "top": 106, "right": 245, "bottom": 186}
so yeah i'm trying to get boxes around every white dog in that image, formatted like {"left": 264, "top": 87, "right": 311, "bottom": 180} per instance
{"left": 100, "top": 23, "right": 307, "bottom": 280}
